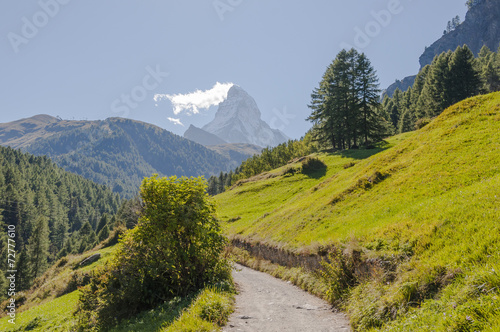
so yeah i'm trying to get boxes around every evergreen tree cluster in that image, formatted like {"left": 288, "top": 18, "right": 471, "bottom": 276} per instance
{"left": 307, "top": 49, "right": 391, "bottom": 150}
{"left": 443, "top": 15, "right": 461, "bottom": 35}
{"left": 466, "top": 0, "right": 484, "bottom": 10}
{"left": 207, "top": 135, "right": 318, "bottom": 196}
{"left": 0, "top": 146, "right": 121, "bottom": 293}
{"left": 383, "top": 45, "right": 499, "bottom": 135}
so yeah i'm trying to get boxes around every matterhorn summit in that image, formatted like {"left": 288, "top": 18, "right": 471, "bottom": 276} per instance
{"left": 199, "top": 85, "right": 288, "bottom": 147}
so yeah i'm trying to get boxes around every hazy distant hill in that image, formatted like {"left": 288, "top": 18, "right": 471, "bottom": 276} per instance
{"left": 0, "top": 115, "right": 235, "bottom": 197}
{"left": 184, "top": 124, "right": 228, "bottom": 146}
{"left": 205, "top": 143, "right": 262, "bottom": 166}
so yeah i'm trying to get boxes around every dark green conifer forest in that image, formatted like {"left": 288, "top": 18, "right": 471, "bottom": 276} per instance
{"left": 383, "top": 45, "right": 499, "bottom": 134}
{"left": 0, "top": 146, "right": 121, "bottom": 295}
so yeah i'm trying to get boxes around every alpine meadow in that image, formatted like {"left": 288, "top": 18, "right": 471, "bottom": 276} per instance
{"left": 2, "top": 0, "right": 500, "bottom": 331}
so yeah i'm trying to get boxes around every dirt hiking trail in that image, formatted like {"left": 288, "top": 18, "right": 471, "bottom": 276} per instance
{"left": 223, "top": 264, "right": 351, "bottom": 332}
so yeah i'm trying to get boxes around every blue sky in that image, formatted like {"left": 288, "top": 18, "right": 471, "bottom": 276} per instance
{"left": 1, "top": 0, "right": 467, "bottom": 139}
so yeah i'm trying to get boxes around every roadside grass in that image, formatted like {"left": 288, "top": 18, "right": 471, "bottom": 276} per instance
{"left": 0, "top": 280, "right": 235, "bottom": 332}
{"left": 216, "top": 92, "right": 500, "bottom": 330}
{"left": 1, "top": 244, "right": 119, "bottom": 318}
{"left": 108, "top": 284, "right": 234, "bottom": 332}
{"left": 161, "top": 286, "right": 234, "bottom": 332}
{"left": 0, "top": 245, "right": 118, "bottom": 331}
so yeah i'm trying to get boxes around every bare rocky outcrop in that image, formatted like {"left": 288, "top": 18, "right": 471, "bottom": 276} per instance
{"left": 419, "top": 0, "right": 500, "bottom": 68}
{"left": 78, "top": 253, "right": 101, "bottom": 267}
{"left": 384, "top": 0, "right": 500, "bottom": 97}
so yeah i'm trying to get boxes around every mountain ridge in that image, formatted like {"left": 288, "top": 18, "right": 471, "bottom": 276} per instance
{"left": 0, "top": 115, "right": 236, "bottom": 197}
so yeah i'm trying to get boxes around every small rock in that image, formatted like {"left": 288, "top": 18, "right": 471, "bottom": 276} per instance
{"left": 78, "top": 253, "right": 101, "bottom": 267}
{"left": 295, "top": 304, "right": 318, "bottom": 310}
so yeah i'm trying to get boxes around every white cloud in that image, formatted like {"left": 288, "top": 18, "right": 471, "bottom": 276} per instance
{"left": 154, "top": 82, "right": 234, "bottom": 115}
{"left": 167, "top": 117, "right": 184, "bottom": 126}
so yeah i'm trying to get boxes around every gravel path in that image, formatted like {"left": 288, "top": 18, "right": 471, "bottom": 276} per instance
{"left": 223, "top": 264, "right": 351, "bottom": 332}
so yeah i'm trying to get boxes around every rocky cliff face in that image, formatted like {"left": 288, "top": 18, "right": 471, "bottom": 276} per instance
{"left": 201, "top": 85, "right": 288, "bottom": 147}
{"left": 419, "top": 0, "right": 500, "bottom": 68}
{"left": 383, "top": 75, "right": 417, "bottom": 98}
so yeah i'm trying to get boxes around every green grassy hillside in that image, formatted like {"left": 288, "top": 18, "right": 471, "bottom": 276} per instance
{"left": 0, "top": 242, "right": 234, "bottom": 332}
{"left": 216, "top": 92, "right": 500, "bottom": 330}
{"left": 0, "top": 245, "right": 117, "bottom": 331}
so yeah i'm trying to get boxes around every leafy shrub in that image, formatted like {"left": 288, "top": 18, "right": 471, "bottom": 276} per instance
{"left": 55, "top": 257, "right": 68, "bottom": 268}
{"left": 281, "top": 166, "right": 299, "bottom": 177}
{"left": 64, "top": 271, "right": 91, "bottom": 294}
{"left": 415, "top": 117, "right": 432, "bottom": 130}
{"left": 301, "top": 157, "right": 327, "bottom": 173}
{"left": 76, "top": 175, "right": 231, "bottom": 330}
{"left": 101, "top": 225, "right": 126, "bottom": 248}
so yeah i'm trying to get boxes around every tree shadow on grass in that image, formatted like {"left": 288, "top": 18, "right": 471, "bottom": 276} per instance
{"left": 324, "top": 140, "right": 393, "bottom": 161}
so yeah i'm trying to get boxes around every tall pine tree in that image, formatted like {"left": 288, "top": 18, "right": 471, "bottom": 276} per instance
{"left": 27, "top": 216, "right": 50, "bottom": 280}
{"left": 308, "top": 49, "right": 387, "bottom": 150}
{"left": 448, "top": 45, "right": 482, "bottom": 104}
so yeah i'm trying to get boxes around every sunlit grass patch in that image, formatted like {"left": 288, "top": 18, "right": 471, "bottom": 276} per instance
{"left": 217, "top": 92, "right": 500, "bottom": 330}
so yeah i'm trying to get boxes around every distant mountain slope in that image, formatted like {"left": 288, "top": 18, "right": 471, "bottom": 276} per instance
{"left": 383, "top": 75, "right": 416, "bottom": 97}
{"left": 200, "top": 85, "right": 289, "bottom": 147}
{"left": 0, "top": 115, "right": 233, "bottom": 198}
{"left": 206, "top": 143, "right": 262, "bottom": 166}
{"left": 419, "top": 0, "right": 500, "bottom": 68}
{"left": 0, "top": 114, "right": 88, "bottom": 149}
{"left": 183, "top": 124, "right": 263, "bottom": 166}
{"left": 184, "top": 124, "right": 228, "bottom": 146}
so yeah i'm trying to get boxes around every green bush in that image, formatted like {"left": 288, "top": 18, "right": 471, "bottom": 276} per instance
{"left": 301, "top": 157, "right": 327, "bottom": 173}
{"left": 415, "top": 117, "right": 432, "bottom": 130}
{"left": 76, "top": 175, "right": 230, "bottom": 330}
{"left": 101, "top": 224, "right": 126, "bottom": 248}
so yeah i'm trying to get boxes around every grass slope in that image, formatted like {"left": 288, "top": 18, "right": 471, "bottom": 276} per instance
{"left": 0, "top": 243, "right": 234, "bottom": 332}
{"left": 0, "top": 245, "right": 118, "bottom": 331}
{"left": 216, "top": 92, "right": 500, "bottom": 330}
